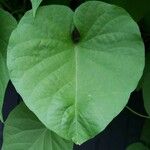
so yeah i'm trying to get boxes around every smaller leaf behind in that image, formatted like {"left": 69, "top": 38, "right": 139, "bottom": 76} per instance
{"left": 0, "top": 8, "right": 17, "bottom": 122}
{"left": 2, "top": 102, "right": 73, "bottom": 150}
{"left": 142, "top": 53, "right": 150, "bottom": 115}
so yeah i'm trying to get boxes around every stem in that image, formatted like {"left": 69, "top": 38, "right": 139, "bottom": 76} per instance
{"left": 126, "top": 106, "right": 150, "bottom": 119}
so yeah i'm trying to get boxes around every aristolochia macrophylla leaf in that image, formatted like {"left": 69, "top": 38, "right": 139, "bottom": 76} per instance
{"left": 3, "top": 102, "right": 73, "bottom": 150}
{"left": 7, "top": 1, "right": 144, "bottom": 144}
{"left": 0, "top": 9, "right": 17, "bottom": 122}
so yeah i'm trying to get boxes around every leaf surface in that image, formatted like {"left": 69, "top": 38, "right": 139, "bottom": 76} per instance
{"left": 7, "top": 1, "right": 144, "bottom": 144}
{"left": 0, "top": 9, "right": 17, "bottom": 121}
{"left": 3, "top": 102, "right": 73, "bottom": 150}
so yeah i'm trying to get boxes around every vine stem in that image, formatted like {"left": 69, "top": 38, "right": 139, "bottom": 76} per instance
{"left": 126, "top": 106, "right": 150, "bottom": 119}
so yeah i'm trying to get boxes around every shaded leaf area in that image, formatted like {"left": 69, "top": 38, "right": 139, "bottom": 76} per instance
{"left": 140, "top": 12, "right": 150, "bottom": 115}
{"left": 127, "top": 143, "right": 149, "bottom": 150}
{"left": 142, "top": 53, "right": 150, "bottom": 115}
{"left": 0, "top": 9, "right": 17, "bottom": 121}
{"left": 7, "top": 2, "right": 144, "bottom": 144}
{"left": 141, "top": 120, "right": 150, "bottom": 148}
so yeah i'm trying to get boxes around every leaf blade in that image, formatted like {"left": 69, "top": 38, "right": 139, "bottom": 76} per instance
{"left": 7, "top": 2, "right": 144, "bottom": 144}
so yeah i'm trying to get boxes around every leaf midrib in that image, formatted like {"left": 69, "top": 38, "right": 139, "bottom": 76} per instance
{"left": 74, "top": 45, "right": 79, "bottom": 143}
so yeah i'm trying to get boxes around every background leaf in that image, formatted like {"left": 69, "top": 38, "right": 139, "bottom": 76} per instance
{"left": 126, "top": 143, "right": 149, "bottom": 150}
{"left": 142, "top": 53, "right": 150, "bottom": 115}
{"left": 2, "top": 102, "right": 73, "bottom": 150}
{"left": 141, "top": 120, "right": 150, "bottom": 147}
{"left": 7, "top": 1, "right": 144, "bottom": 144}
{"left": 0, "top": 8, "right": 17, "bottom": 121}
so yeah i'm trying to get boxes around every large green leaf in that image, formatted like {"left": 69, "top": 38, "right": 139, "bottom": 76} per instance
{"left": 7, "top": 1, "right": 144, "bottom": 144}
{"left": 3, "top": 102, "right": 73, "bottom": 150}
{"left": 127, "top": 143, "right": 149, "bottom": 150}
{"left": 0, "top": 9, "right": 17, "bottom": 121}
{"left": 142, "top": 53, "right": 150, "bottom": 115}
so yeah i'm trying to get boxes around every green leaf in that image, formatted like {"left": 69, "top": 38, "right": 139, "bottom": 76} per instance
{"left": 85, "top": 0, "right": 150, "bottom": 21}
{"left": 0, "top": 8, "right": 17, "bottom": 121}
{"left": 31, "top": 0, "right": 43, "bottom": 17}
{"left": 142, "top": 53, "right": 150, "bottom": 115}
{"left": 7, "top": 1, "right": 144, "bottom": 144}
{"left": 141, "top": 120, "right": 150, "bottom": 147}
{"left": 3, "top": 102, "right": 73, "bottom": 150}
{"left": 127, "top": 143, "right": 149, "bottom": 150}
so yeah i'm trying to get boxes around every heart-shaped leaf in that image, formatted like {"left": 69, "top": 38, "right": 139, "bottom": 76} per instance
{"left": 142, "top": 53, "right": 150, "bottom": 115}
{"left": 127, "top": 143, "right": 149, "bottom": 150}
{"left": 7, "top": 1, "right": 144, "bottom": 144}
{"left": 0, "top": 9, "right": 17, "bottom": 121}
{"left": 3, "top": 102, "right": 73, "bottom": 150}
